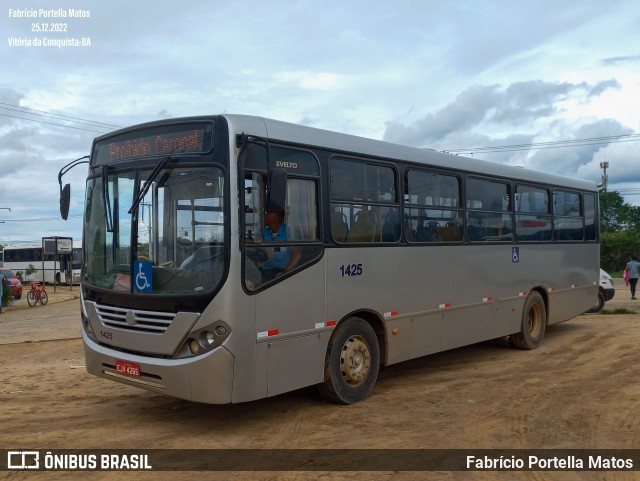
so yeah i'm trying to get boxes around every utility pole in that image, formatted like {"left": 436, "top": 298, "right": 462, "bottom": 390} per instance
{"left": 599, "top": 161, "right": 609, "bottom": 191}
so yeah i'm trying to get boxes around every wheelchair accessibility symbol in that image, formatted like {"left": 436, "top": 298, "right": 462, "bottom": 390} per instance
{"left": 135, "top": 261, "right": 153, "bottom": 292}
{"left": 512, "top": 246, "right": 520, "bottom": 263}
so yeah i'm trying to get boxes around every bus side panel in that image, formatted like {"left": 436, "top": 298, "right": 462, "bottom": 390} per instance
{"left": 440, "top": 303, "right": 494, "bottom": 352}
{"left": 386, "top": 316, "right": 413, "bottom": 364}
{"left": 266, "top": 334, "right": 324, "bottom": 397}
{"left": 325, "top": 243, "right": 598, "bottom": 367}
{"left": 255, "top": 259, "right": 327, "bottom": 397}
{"left": 409, "top": 313, "right": 442, "bottom": 359}
{"left": 548, "top": 288, "right": 596, "bottom": 325}
{"left": 326, "top": 247, "right": 441, "bottom": 366}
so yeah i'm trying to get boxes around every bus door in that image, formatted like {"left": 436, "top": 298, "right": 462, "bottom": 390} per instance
{"left": 241, "top": 142, "right": 325, "bottom": 397}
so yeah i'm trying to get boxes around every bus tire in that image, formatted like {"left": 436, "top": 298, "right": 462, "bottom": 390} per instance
{"left": 511, "top": 291, "right": 546, "bottom": 350}
{"left": 317, "top": 317, "right": 380, "bottom": 404}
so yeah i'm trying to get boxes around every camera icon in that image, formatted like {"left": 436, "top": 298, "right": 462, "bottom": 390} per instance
{"left": 7, "top": 451, "right": 40, "bottom": 470}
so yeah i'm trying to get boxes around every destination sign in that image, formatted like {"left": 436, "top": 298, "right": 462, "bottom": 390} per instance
{"left": 93, "top": 122, "right": 213, "bottom": 164}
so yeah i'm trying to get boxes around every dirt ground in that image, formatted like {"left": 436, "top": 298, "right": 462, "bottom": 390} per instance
{"left": 1, "top": 281, "right": 640, "bottom": 481}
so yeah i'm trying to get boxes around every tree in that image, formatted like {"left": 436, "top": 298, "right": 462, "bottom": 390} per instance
{"left": 599, "top": 191, "right": 640, "bottom": 272}
{"left": 600, "top": 230, "right": 640, "bottom": 272}
{"left": 599, "top": 191, "right": 627, "bottom": 232}
{"left": 25, "top": 264, "right": 38, "bottom": 280}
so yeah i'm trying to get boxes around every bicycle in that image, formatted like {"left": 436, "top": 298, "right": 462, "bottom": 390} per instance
{"left": 27, "top": 282, "right": 48, "bottom": 307}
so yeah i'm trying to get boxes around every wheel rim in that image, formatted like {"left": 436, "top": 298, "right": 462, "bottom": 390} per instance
{"left": 340, "top": 335, "right": 371, "bottom": 387}
{"left": 527, "top": 303, "right": 542, "bottom": 337}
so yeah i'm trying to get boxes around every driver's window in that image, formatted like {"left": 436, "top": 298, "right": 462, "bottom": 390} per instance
{"left": 242, "top": 168, "right": 321, "bottom": 291}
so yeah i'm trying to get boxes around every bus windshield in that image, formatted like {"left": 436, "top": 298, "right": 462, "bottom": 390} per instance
{"left": 83, "top": 165, "right": 226, "bottom": 295}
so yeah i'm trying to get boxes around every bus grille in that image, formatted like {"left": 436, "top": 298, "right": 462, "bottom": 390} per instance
{"left": 94, "top": 304, "right": 175, "bottom": 334}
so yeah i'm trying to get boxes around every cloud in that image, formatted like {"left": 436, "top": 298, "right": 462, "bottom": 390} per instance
{"left": 524, "top": 119, "right": 633, "bottom": 177}
{"left": 383, "top": 85, "right": 501, "bottom": 146}
{"left": 0, "top": 87, "right": 26, "bottom": 127}
{"left": 588, "top": 79, "right": 621, "bottom": 98}
{"left": 383, "top": 80, "right": 611, "bottom": 147}
{"left": 381, "top": 79, "right": 640, "bottom": 198}
{"left": 491, "top": 80, "right": 583, "bottom": 125}
{"left": 445, "top": 0, "right": 614, "bottom": 74}
{"left": 600, "top": 54, "right": 640, "bottom": 66}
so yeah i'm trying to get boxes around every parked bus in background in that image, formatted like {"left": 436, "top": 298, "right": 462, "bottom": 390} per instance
{"left": 2, "top": 242, "right": 81, "bottom": 284}
{"left": 60, "top": 115, "right": 599, "bottom": 405}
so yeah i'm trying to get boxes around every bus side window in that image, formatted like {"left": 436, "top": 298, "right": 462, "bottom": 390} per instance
{"left": 331, "top": 211, "right": 349, "bottom": 242}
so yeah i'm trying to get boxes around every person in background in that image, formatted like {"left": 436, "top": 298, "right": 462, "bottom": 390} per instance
{"left": 624, "top": 254, "right": 640, "bottom": 300}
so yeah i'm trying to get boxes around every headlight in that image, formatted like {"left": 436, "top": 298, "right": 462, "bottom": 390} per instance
{"left": 177, "top": 320, "right": 231, "bottom": 358}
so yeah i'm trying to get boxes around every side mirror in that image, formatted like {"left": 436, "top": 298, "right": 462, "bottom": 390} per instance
{"left": 60, "top": 183, "right": 71, "bottom": 220}
{"left": 267, "top": 168, "right": 287, "bottom": 213}
{"left": 57, "top": 155, "right": 89, "bottom": 220}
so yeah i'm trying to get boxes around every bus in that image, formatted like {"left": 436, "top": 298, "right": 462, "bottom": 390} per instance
{"left": 2, "top": 243, "right": 82, "bottom": 284}
{"left": 61, "top": 115, "right": 599, "bottom": 404}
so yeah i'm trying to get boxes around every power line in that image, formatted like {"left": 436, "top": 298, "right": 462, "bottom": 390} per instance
{"left": 0, "top": 102, "right": 121, "bottom": 129}
{"left": 0, "top": 102, "right": 120, "bottom": 134}
{"left": 0, "top": 112, "right": 110, "bottom": 133}
{"left": 0, "top": 214, "right": 82, "bottom": 222}
{"left": 443, "top": 133, "right": 640, "bottom": 155}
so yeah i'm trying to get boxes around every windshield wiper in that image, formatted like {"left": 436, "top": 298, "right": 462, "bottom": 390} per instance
{"left": 102, "top": 165, "right": 114, "bottom": 232}
{"left": 128, "top": 156, "right": 173, "bottom": 215}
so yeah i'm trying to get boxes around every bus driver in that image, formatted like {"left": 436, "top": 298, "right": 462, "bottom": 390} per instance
{"left": 260, "top": 209, "right": 301, "bottom": 279}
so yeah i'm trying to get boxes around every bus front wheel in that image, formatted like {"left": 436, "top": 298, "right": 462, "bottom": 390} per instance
{"left": 317, "top": 317, "right": 380, "bottom": 404}
{"left": 511, "top": 291, "right": 546, "bottom": 350}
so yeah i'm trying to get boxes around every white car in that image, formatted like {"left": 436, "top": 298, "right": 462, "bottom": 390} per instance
{"left": 587, "top": 268, "right": 615, "bottom": 313}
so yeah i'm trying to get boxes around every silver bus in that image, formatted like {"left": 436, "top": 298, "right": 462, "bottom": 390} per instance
{"left": 61, "top": 115, "right": 599, "bottom": 404}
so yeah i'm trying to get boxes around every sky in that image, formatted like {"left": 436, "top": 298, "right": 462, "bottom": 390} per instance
{"left": 1, "top": 0, "right": 639, "bottom": 245}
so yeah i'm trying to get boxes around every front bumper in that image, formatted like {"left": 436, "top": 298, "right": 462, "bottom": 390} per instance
{"left": 83, "top": 330, "right": 235, "bottom": 404}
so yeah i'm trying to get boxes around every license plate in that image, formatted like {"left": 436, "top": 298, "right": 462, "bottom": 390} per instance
{"left": 115, "top": 359, "right": 140, "bottom": 378}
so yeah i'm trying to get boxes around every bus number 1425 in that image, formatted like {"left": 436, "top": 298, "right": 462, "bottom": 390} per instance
{"left": 339, "top": 264, "right": 363, "bottom": 277}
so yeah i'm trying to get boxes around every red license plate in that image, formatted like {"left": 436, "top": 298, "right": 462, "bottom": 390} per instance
{"left": 115, "top": 359, "right": 140, "bottom": 378}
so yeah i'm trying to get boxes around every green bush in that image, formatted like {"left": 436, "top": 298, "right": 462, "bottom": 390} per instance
{"left": 600, "top": 230, "right": 640, "bottom": 273}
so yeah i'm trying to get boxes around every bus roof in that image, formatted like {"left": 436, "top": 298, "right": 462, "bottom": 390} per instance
{"left": 224, "top": 114, "right": 597, "bottom": 192}
{"left": 94, "top": 114, "right": 597, "bottom": 193}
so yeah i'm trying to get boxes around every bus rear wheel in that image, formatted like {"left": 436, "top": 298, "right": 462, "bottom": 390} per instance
{"left": 317, "top": 317, "right": 380, "bottom": 404}
{"left": 511, "top": 291, "right": 546, "bottom": 350}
